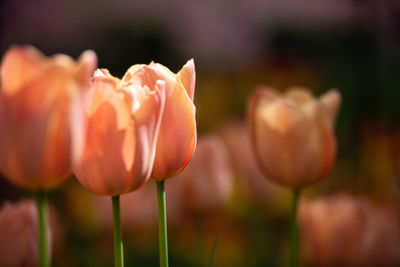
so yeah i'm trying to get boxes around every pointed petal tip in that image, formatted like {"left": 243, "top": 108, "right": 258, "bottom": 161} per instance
{"left": 320, "top": 88, "right": 341, "bottom": 125}
{"left": 79, "top": 50, "right": 97, "bottom": 68}
{"left": 178, "top": 59, "right": 196, "bottom": 101}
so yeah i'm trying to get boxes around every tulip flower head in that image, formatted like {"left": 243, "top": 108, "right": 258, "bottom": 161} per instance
{"left": 0, "top": 45, "right": 97, "bottom": 190}
{"left": 247, "top": 87, "right": 341, "bottom": 188}
{"left": 130, "top": 60, "right": 196, "bottom": 181}
{"left": 73, "top": 67, "right": 166, "bottom": 196}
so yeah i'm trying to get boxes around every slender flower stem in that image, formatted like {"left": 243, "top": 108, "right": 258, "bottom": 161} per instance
{"left": 112, "top": 195, "right": 124, "bottom": 267}
{"left": 156, "top": 181, "right": 169, "bottom": 267}
{"left": 208, "top": 234, "right": 221, "bottom": 267}
{"left": 36, "top": 191, "right": 48, "bottom": 267}
{"left": 290, "top": 188, "right": 301, "bottom": 267}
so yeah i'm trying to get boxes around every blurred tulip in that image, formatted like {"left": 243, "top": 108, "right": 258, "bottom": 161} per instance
{"left": 124, "top": 60, "right": 196, "bottom": 181}
{"left": 299, "top": 194, "right": 367, "bottom": 266}
{"left": 73, "top": 67, "right": 166, "bottom": 196}
{"left": 0, "top": 200, "right": 52, "bottom": 267}
{"left": 361, "top": 204, "right": 400, "bottom": 266}
{"left": 175, "top": 134, "right": 234, "bottom": 215}
{"left": 299, "top": 193, "right": 400, "bottom": 266}
{"left": 220, "top": 121, "right": 291, "bottom": 214}
{"left": 0, "top": 45, "right": 97, "bottom": 190}
{"left": 247, "top": 86, "right": 341, "bottom": 188}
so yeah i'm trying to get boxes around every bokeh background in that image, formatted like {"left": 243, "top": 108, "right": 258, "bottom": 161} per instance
{"left": 1, "top": 0, "right": 400, "bottom": 266}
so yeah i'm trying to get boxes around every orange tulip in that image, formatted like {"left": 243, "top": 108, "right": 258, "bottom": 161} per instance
{"left": 247, "top": 86, "right": 340, "bottom": 188}
{"left": 0, "top": 200, "right": 52, "bottom": 267}
{"left": 73, "top": 68, "right": 166, "bottom": 195}
{"left": 0, "top": 45, "right": 97, "bottom": 190}
{"left": 121, "top": 60, "right": 196, "bottom": 181}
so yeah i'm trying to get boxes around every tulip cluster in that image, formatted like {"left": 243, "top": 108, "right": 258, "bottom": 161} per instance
{"left": 0, "top": 45, "right": 196, "bottom": 267}
{"left": 3, "top": 42, "right": 396, "bottom": 267}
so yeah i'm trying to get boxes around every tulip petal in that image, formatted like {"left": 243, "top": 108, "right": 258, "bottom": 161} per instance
{"left": 319, "top": 89, "right": 341, "bottom": 127}
{"left": 76, "top": 50, "right": 97, "bottom": 84}
{"left": 177, "top": 59, "right": 196, "bottom": 101}
{"left": 74, "top": 78, "right": 135, "bottom": 195}
{"left": 285, "top": 87, "right": 313, "bottom": 106}
{"left": 151, "top": 79, "right": 196, "bottom": 180}
{"left": 0, "top": 45, "right": 46, "bottom": 94}
{"left": 128, "top": 80, "right": 166, "bottom": 189}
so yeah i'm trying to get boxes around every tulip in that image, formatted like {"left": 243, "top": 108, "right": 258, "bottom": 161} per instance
{"left": 73, "top": 68, "right": 166, "bottom": 195}
{"left": 73, "top": 67, "right": 166, "bottom": 267}
{"left": 0, "top": 200, "right": 52, "bottom": 267}
{"left": 0, "top": 45, "right": 97, "bottom": 190}
{"left": 131, "top": 60, "right": 196, "bottom": 181}
{"left": 247, "top": 87, "right": 340, "bottom": 188}
{"left": 299, "top": 194, "right": 366, "bottom": 266}
{"left": 0, "top": 45, "right": 97, "bottom": 267}
{"left": 220, "top": 121, "right": 290, "bottom": 214}
{"left": 247, "top": 86, "right": 341, "bottom": 267}
{"left": 173, "top": 134, "right": 233, "bottom": 266}
{"left": 176, "top": 134, "right": 233, "bottom": 216}
{"left": 119, "top": 60, "right": 195, "bottom": 267}
{"left": 299, "top": 194, "right": 400, "bottom": 266}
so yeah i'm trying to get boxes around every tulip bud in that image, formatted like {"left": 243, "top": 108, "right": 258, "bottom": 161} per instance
{"left": 0, "top": 45, "right": 97, "bottom": 190}
{"left": 73, "top": 67, "right": 166, "bottom": 196}
{"left": 0, "top": 200, "right": 53, "bottom": 267}
{"left": 121, "top": 60, "right": 196, "bottom": 181}
{"left": 247, "top": 87, "right": 341, "bottom": 188}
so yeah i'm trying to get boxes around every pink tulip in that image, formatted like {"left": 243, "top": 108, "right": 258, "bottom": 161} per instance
{"left": 361, "top": 204, "right": 400, "bottom": 265}
{"left": 247, "top": 86, "right": 341, "bottom": 187}
{"left": 0, "top": 200, "right": 52, "bottom": 267}
{"left": 176, "top": 134, "right": 234, "bottom": 215}
{"left": 73, "top": 67, "right": 166, "bottom": 195}
{"left": 220, "top": 121, "right": 291, "bottom": 213}
{"left": 0, "top": 45, "right": 97, "bottom": 190}
{"left": 299, "top": 193, "right": 400, "bottom": 266}
{"left": 299, "top": 194, "right": 367, "bottom": 266}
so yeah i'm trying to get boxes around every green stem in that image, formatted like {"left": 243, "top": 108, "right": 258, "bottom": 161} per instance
{"left": 290, "top": 188, "right": 301, "bottom": 267}
{"left": 36, "top": 191, "right": 48, "bottom": 267}
{"left": 156, "top": 181, "right": 169, "bottom": 267}
{"left": 208, "top": 234, "right": 221, "bottom": 267}
{"left": 112, "top": 195, "right": 124, "bottom": 267}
